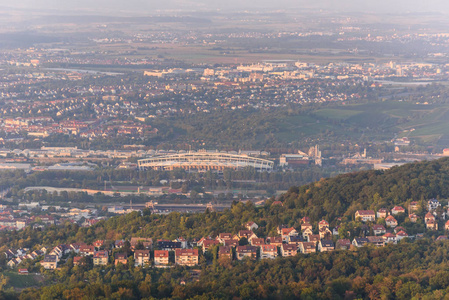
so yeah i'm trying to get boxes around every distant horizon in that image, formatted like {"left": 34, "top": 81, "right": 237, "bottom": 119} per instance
{"left": 1, "top": 0, "right": 449, "bottom": 15}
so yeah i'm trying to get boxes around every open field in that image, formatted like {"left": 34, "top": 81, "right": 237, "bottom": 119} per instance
{"left": 97, "top": 42, "right": 396, "bottom": 65}
{"left": 309, "top": 101, "right": 449, "bottom": 145}
{"left": 312, "top": 108, "right": 362, "bottom": 120}
{"left": 158, "top": 100, "right": 449, "bottom": 148}
{"left": 3, "top": 271, "right": 43, "bottom": 289}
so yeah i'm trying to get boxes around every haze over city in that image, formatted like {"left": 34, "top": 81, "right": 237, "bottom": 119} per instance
{"left": 2, "top": 0, "right": 449, "bottom": 14}
{"left": 1, "top": 0, "right": 449, "bottom": 298}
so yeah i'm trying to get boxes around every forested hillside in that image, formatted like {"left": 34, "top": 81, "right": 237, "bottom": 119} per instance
{"left": 2, "top": 158, "right": 448, "bottom": 249}
{"left": 8, "top": 240, "right": 449, "bottom": 300}
{"left": 279, "top": 157, "right": 449, "bottom": 223}
{"left": 2, "top": 158, "right": 449, "bottom": 299}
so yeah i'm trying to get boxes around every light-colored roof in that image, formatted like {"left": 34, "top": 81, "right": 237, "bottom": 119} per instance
{"left": 138, "top": 151, "right": 274, "bottom": 171}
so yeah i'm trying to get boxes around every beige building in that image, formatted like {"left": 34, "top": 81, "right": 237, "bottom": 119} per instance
{"left": 299, "top": 242, "right": 316, "bottom": 254}
{"left": 281, "top": 244, "right": 297, "bottom": 257}
{"left": 175, "top": 249, "right": 199, "bottom": 266}
{"left": 154, "top": 250, "right": 169, "bottom": 266}
{"left": 236, "top": 246, "right": 257, "bottom": 260}
{"left": 134, "top": 250, "right": 150, "bottom": 267}
{"left": 41, "top": 255, "right": 58, "bottom": 270}
{"left": 355, "top": 210, "right": 376, "bottom": 222}
{"left": 93, "top": 251, "right": 109, "bottom": 266}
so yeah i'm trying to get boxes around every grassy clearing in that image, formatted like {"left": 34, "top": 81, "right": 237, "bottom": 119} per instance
{"left": 307, "top": 101, "right": 449, "bottom": 146}
{"left": 3, "top": 271, "right": 43, "bottom": 289}
{"left": 313, "top": 108, "right": 361, "bottom": 120}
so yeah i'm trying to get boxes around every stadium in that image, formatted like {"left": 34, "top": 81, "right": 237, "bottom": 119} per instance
{"left": 138, "top": 151, "right": 274, "bottom": 172}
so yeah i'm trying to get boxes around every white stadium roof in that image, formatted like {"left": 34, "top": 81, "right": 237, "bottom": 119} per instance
{"left": 138, "top": 151, "right": 273, "bottom": 172}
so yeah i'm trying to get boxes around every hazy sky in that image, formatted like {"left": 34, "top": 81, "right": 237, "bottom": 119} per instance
{"left": 2, "top": 0, "right": 449, "bottom": 14}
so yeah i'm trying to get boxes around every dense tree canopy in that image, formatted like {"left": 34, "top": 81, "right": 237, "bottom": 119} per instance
{"left": 2, "top": 158, "right": 449, "bottom": 299}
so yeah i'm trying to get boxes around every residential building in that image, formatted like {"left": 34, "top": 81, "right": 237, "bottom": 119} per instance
{"left": 174, "top": 237, "right": 188, "bottom": 249}
{"left": 281, "top": 227, "right": 298, "bottom": 242}
{"left": 333, "top": 226, "right": 340, "bottom": 236}
{"left": 409, "top": 214, "right": 418, "bottom": 223}
{"left": 428, "top": 199, "right": 441, "bottom": 211}
{"left": 425, "top": 212, "right": 436, "bottom": 223}
{"left": 383, "top": 233, "right": 397, "bottom": 244}
{"left": 281, "top": 244, "right": 297, "bottom": 257}
{"left": 391, "top": 206, "right": 405, "bottom": 215}
{"left": 217, "top": 233, "right": 233, "bottom": 244}
{"left": 302, "top": 228, "right": 313, "bottom": 239}
{"left": 7, "top": 258, "right": 22, "bottom": 268}
{"left": 175, "top": 249, "right": 199, "bottom": 266}
{"left": 154, "top": 250, "right": 169, "bottom": 266}
{"left": 224, "top": 239, "right": 239, "bottom": 248}
{"left": 266, "top": 236, "right": 283, "bottom": 247}
{"left": 73, "top": 256, "right": 84, "bottom": 266}
{"left": 318, "top": 220, "right": 329, "bottom": 230}
{"left": 301, "top": 222, "right": 312, "bottom": 232}
{"left": 236, "top": 230, "right": 258, "bottom": 242}
{"left": 236, "top": 246, "right": 257, "bottom": 260}
{"left": 298, "top": 242, "right": 316, "bottom": 254}
{"left": 157, "top": 240, "right": 181, "bottom": 250}
{"left": 426, "top": 219, "right": 438, "bottom": 230}
{"left": 307, "top": 234, "right": 320, "bottom": 245}
{"left": 408, "top": 201, "right": 419, "bottom": 213}
{"left": 394, "top": 226, "right": 406, "bottom": 234}
{"left": 318, "top": 240, "right": 334, "bottom": 252}
{"left": 355, "top": 210, "right": 376, "bottom": 222}
{"left": 218, "top": 246, "right": 232, "bottom": 260}
{"left": 115, "top": 240, "right": 125, "bottom": 248}
{"left": 196, "top": 237, "right": 210, "bottom": 247}
{"left": 301, "top": 217, "right": 311, "bottom": 224}
{"left": 134, "top": 250, "right": 150, "bottom": 267}
{"left": 277, "top": 225, "right": 289, "bottom": 234}
{"left": 288, "top": 235, "right": 303, "bottom": 248}
{"left": 335, "top": 239, "right": 351, "bottom": 250}
{"left": 79, "top": 245, "right": 95, "bottom": 256}
{"left": 352, "top": 238, "right": 369, "bottom": 247}
{"left": 366, "top": 236, "right": 385, "bottom": 247}
{"left": 130, "top": 237, "right": 153, "bottom": 250}
{"left": 93, "top": 240, "right": 104, "bottom": 249}
{"left": 396, "top": 231, "right": 409, "bottom": 241}
{"left": 202, "top": 239, "right": 220, "bottom": 252}
{"left": 377, "top": 208, "right": 388, "bottom": 219}
{"left": 250, "top": 238, "right": 265, "bottom": 247}
{"left": 319, "top": 227, "right": 332, "bottom": 239}
{"left": 93, "top": 251, "right": 109, "bottom": 266}
{"left": 114, "top": 253, "right": 128, "bottom": 265}
{"left": 372, "top": 224, "right": 386, "bottom": 235}
{"left": 259, "top": 244, "right": 277, "bottom": 259}
{"left": 41, "top": 255, "right": 58, "bottom": 270}
{"left": 244, "top": 221, "right": 258, "bottom": 231}
{"left": 385, "top": 215, "right": 398, "bottom": 228}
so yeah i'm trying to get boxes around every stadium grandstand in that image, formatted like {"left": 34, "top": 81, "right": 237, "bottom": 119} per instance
{"left": 138, "top": 151, "right": 274, "bottom": 172}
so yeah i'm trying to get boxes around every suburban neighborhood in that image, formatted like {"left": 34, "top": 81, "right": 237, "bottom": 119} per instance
{"left": 4, "top": 198, "right": 449, "bottom": 273}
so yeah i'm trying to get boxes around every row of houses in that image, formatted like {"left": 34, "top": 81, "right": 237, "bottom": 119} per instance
{"left": 0, "top": 203, "right": 106, "bottom": 231}
{"left": 6, "top": 249, "right": 45, "bottom": 268}
{"left": 40, "top": 248, "right": 198, "bottom": 269}
{"left": 355, "top": 199, "right": 443, "bottom": 222}
{"left": 354, "top": 200, "right": 448, "bottom": 231}
{"left": 7, "top": 199, "right": 448, "bottom": 270}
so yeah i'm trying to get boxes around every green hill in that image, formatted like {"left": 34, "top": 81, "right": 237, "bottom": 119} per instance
{"left": 278, "top": 157, "right": 449, "bottom": 224}
{"left": 3, "top": 158, "right": 449, "bottom": 299}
